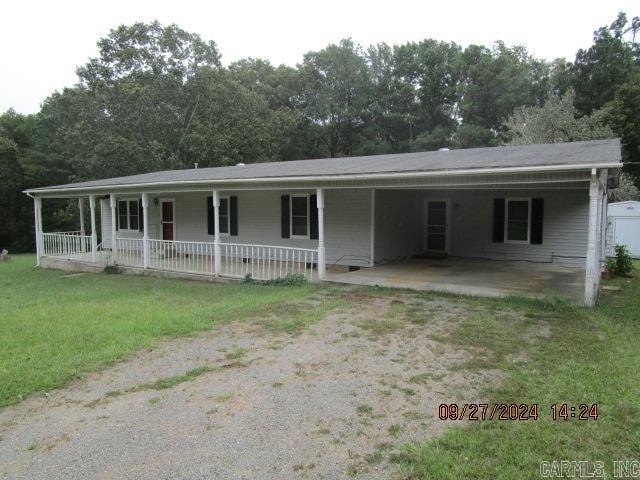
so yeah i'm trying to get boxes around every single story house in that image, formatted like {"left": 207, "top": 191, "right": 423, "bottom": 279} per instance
{"left": 24, "top": 139, "right": 622, "bottom": 306}
{"left": 607, "top": 201, "right": 640, "bottom": 258}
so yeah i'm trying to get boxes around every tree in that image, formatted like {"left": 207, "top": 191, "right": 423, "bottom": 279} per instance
{"left": 570, "top": 12, "right": 639, "bottom": 115}
{"left": 504, "top": 89, "right": 614, "bottom": 145}
{"left": 457, "top": 42, "right": 550, "bottom": 145}
{"left": 0, "top": 136, "right": 25, "bottom": 251}
{"left": 299, "top": 39, "right": 373, "bottom": 157}
{"left": 608, "top": 68, "right": 640, "bottom": 182}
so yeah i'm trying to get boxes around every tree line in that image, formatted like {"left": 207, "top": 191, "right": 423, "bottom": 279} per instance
{"left": 1, "top": 13, "right": 639, "bottom": 251}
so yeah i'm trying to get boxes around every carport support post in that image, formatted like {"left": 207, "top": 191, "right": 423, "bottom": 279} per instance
{"left": 212, "top": 190, "right": 221, "bottom": 276}
{"left": 33, "top": 196, "right": 42, "bottom": 266}
{"left": 89, "top": 195, "right": 97, "bottom": 263}
{"left": 585, "top": 169, "right": 600, "bottom": 307}
{"left": 317, "top": 188, "right": 326, "bottom": 280}
{"left": 110, "top": 194, "right": 117, "bottom": 265}
{"left": 142, "top": 193, "right": 149, "bottom": 269}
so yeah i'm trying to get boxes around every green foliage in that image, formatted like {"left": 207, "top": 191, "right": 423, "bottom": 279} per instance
{"left": 262, "top": 273, "right": 308, "bottom": 286}
{"left": 607, "top": 245, "right": 634, "bottom": 277}
{"left": 504, "top": 89, "right": 614, "bottom": 145}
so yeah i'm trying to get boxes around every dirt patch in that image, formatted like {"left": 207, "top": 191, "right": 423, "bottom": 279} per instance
{"left": 0, "top": 289, "right": 500, "bottom": 479}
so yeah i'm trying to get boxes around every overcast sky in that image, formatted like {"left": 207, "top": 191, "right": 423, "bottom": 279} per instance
{"left": 1, "top": 0, "right": 637, "bottom": 114}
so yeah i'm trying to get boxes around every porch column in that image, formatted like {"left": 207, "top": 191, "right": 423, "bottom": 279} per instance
{"left": 316, "top": 188, "right": 326, "bottom": 280}
{"left": 142, "top": 193, "right": 149, "bottom": 269}
{"left": 78, "top": 198, "right": 85, "bottom": 236}
{"left": 89, "top": 195, "right": 97, "bottom": 263}
{"left": 212, "top": 190, "right": 221, "bottom": 276}
{"left": 33, "top": 196, "right": 42, "bottom": 266}
{"left": 584, "top": 169, "right": 600, "bottom": 307}
{"left": 110, "top": 194, "right": 117, "bottom": 264}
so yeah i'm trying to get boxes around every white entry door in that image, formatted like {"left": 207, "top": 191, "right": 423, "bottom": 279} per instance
{"left": 425, "top": 200, "right": 449, "bottom": 253}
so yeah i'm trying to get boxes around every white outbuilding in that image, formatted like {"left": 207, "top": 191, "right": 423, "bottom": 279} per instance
{"left": 607, "top": 201, "right": 640, "bottom": 258}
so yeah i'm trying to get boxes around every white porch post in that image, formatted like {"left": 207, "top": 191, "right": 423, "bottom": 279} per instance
{"left": 110, "top": 194, "right": 117, "bottom": 264}
{"left": 142, "top": 193, "right": 149, "bottom": 269}
{"left": 33, "top": 196, "right": 42, "bottom": 266}
{"left": 212, "top": 190, "right": 221, "bottom": 276}
{"left": 584, "top": 169, "right": 600, "bottom": 307}
{"left": 89, "top": 195, "right": 97, "bottom": 263}
{"left": 316, "top": 188, "right": 326, "bottom": 280}
{"left": 78, "top": 198, "right": 85, "bottom": 236}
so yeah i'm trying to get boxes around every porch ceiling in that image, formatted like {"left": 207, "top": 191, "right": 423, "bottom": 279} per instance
{"left": 326, "top": 257, "right": 585, "bottom": 301}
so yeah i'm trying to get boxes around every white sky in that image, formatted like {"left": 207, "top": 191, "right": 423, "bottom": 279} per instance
{"left": 1, "top": 0, "right": 637, "bottom": 114}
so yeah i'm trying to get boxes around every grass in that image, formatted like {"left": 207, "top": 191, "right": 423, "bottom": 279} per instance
{"left": 0, "top": 254, "right": 325, "bottom": 407}
{"left": 134, "top": 365, "right": 218, "bottom": 391}
{"left": 392, "top": 263, "right": 640, "bottom": 479}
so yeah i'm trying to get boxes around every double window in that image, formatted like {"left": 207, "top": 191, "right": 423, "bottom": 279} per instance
{"left": 206, "top": 195, "right": 238, "bottom": 237}
{"left": 493, "top": 197, "right": 543, "bottom": 245}
{"left": 117, "top": 199, "right": 140, "bottom": 231}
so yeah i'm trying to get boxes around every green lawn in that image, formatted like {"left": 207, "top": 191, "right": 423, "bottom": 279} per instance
{"left": 0, "top": 254, "right": 325, "bottom": 407}
{"left": 393, "top": 264, "right": 640, "bottom": 479}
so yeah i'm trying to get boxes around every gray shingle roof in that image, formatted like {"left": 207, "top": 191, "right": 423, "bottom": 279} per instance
{"left": 27, "top": 139, "right": 621, "bottom": 193}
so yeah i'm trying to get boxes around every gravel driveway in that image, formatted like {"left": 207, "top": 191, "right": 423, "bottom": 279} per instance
{"left": 0, "top": 289, "right": 498, "bottom": 479}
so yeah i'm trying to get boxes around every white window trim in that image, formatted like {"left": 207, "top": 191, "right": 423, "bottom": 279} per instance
{"left": 218, "top": 195, "right": 230, "bottom": 237}
{"left": 290, "top": 194, "right": 310, "bottom": 239}
{"left": 117, "top": 198, "right": 140, "bottom": 232}
{"left": 504, "top": 197, "right": 531, "bottom": 244}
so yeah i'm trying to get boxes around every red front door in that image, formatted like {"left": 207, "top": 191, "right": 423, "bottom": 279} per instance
{"left": 162, "top": 201, "right": 174, "bottom": 240}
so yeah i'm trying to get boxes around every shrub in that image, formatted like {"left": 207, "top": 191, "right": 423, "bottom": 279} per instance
{"left": 606, "top": 245, "right": 634, "bottom": 277}
{"left": 262, "top": 273, "right": 307, "bottom": 286}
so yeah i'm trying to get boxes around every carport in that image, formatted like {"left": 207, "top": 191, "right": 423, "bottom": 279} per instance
{"left": 327, "top": 257, "right": 585, "bottom": 300}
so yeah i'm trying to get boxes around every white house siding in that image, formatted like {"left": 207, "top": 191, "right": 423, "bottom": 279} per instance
{"left": 423, "top": 189, "right": 590, "bottom": 264}
{"left": 100, "top": 189, "right": 373, "bottom": 267}
{"left": 371, "top": 188, "right": 590, "bottom": 265}
{"left": 374, "top": 190, "right": 420, "bottom": 263}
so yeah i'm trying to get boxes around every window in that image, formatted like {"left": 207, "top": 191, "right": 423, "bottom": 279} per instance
{"left": 505, "top": 198, "right": 530, "bottom": 242}
{"left": 219, "top": 197, "right": 230, "bottom": 235}
{"left": 117, "top": 199, "right": 140, "bottom": 231}
{"left": 291, "top": 195, "right": 309, "bottom": 238}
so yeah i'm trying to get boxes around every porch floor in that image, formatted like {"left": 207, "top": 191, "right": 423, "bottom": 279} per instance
{"left": 326, "top": 257, "right": 585, "bottom": 301}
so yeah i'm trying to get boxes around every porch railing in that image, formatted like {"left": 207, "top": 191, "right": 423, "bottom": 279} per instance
{"left": 114, "top": 238, "right": 144, "bottom": 268}
{"left": 148, "top": 239, "right": 214, "bottom": 275}
{"left": 42, "top": 232, "right": 91, "bottom": 258}
{"left": 220, "top": 243, "right": 317, "bottom": 281}
{"left": 43, "top": 233, "right": 318, "bottom": 281}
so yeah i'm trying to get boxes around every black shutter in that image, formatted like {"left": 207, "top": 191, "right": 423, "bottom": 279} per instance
{"left": 230, "top": 196, "right": 238, "bottom": 236}
{"left": 492, "top": 198, "right": 505, "bottom": 243}
{"left": 531, "top": 198, "right": 544, "bottom": 244}
{"left": 309, "top": 194, "right": 318, "bottom": 240}
{"left": 281, "top": 195, "right": 290, "bottom": 238}
{"left": 207, "top": 196, "right": 215, "bottom": 235}
{"left": 138, "top": 200, "right": 144, "bottom": 232}
{"left": 116, "top": 201, "right": 121, "bottom": 231}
